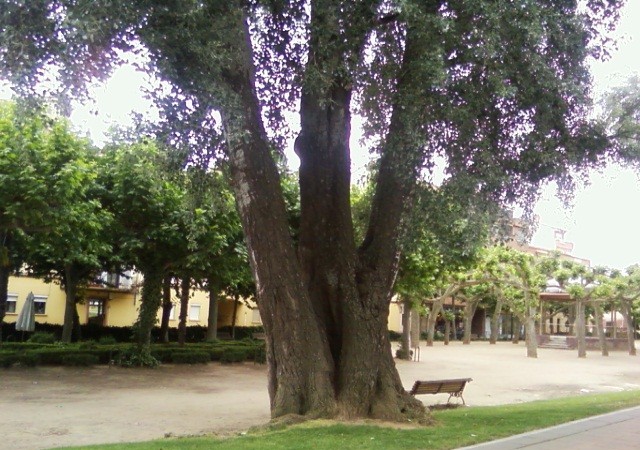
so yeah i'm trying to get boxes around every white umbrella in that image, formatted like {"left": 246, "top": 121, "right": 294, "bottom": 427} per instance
{"left": 15, "top": 291, "right": 36, "bottom": 333}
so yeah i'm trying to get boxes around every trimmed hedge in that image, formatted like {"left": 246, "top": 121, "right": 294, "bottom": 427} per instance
{"left": 171, "top": 351, "right": 210, "bottom": 364}
{"left": 61, "top": 353, "right": 99, "bottom": 366}
{"left": 0, "top": 341, "right": 264, "bottom": 368}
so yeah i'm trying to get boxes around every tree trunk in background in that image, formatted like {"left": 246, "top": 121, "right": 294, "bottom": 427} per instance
{"left": 524, "top": 311, "right": 538, "bottom": 358}
{"left": 512, "top": 316, "right": 520, "bottom": 344}
{"left": 462, "top": 301, "right": 478, "bottom": 345}
{"left": 444, "top": 320, "right": 451, "bottom": 345}
{"left": 61, "top": 263, "right": 79, "bottom": 343}
{"left": 206, "top": 283, "right": 220, "bottom": 341}
{"left": 230, "top": 294, "right": 239, "bottom": 339}
{"left": 489, "top": 299, "right": 503, "bottom": 344}
{"left": 426, "top": 302, "right": 442, "bottom": 346}
{"left": 576, "top": 300, "right": 587, "bottom": 358}
{"left": 72, "top": 305, "right": 82, "bottom": 342}
{"left": 136, "top": 265, "right": 163, "bottom": 349}
{"left": 177, "top": 277, "right": 190, "bottom": 346}
{"left": 0, "top": 262, "right": 10, "bottom": 343}
{"left": 593, "top": 301, "right": 608, "bottom": 356}
{"left": 159, "top": 275, "right": 172, "bottom": 343}
{"left": 399, "top": 297, "right": 411, "bottom": 359}
{"left": 619, "top": 301, "right": 637, "bottom": 356}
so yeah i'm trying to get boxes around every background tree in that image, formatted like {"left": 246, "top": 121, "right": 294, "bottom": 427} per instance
{"left": 0, "top": 1, "right": 626, "bottom": 420}
{"left": 98, "top": 142, "right": 186, "bottom": 352}
{"left": 0, "top": 102, "right": 51, "bottom": 341}
{"left": 24, "top": 120, "right": 112, "bottom": 343}
{"left": 610, "top": 265, "right": 640, "bottom": 356}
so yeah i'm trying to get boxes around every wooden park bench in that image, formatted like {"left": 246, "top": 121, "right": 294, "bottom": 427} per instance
{"left": 409, "top": 378, "right": 473, "bottom": 405}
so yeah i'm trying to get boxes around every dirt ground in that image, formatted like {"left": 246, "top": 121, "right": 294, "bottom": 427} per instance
{"left": 2, "top": 341, "right": 639, "bottom": 450}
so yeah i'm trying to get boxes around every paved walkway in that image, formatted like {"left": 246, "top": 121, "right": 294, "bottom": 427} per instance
{"left": 459, "top": 406, "right": 640, "bottom": 449}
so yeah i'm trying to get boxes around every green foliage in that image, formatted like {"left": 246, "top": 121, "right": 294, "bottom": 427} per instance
{"left": 61, "top": 353, "right": 99, "bottom": 367}
{"left": 27, "top": 332, "right": 56, "bottom": 344}
{"left": 0, "top": 351, "right": 17, "bottom": 368}
{"left": 98, "top": 336, "right": 118, "bottom": 345}
{"left": 116, "top": 347, "right": 160, "bottom": 368}
{"left": 170, "top": 351, "right": 210, "bottom": 365}
{"left": 220, "top": 347, "right": 249, "bottom": 363}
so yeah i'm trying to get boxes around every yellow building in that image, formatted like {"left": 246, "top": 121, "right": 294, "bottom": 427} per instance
{"left": 6, "top": 274, "right": 404, "bottom": 334}
{"left": 4, "top": 274, "right": 261, "bottom": 330}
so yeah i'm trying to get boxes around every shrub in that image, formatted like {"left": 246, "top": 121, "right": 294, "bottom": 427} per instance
{"left": 209, "top": 348, "right": 225, "bottom": 361}
{"left": 220, "top": 348, "right": 249, "bottom": 363}
{"left": 78, "top": 340, "right": 97, "bottom": 350}
{"left": 116, "top": 348, "right": 159, "bottom": 368}
{"left": 18, "top": 352, "right": 41, "bottom": 367}
{"left": 171, "top": 351, "right": 210, "bottom": 364}
{"left": 0, "top": 352, "right": 18, "bottom": 368}
{"left": 253, "top": 345, "right": 266, "bottom": 364}
{"left": 98, "top": 336, "right": 117, "bottom": 345}
{"left": 61, "top": 353, "right": 99, "bottom": 367}
{"left": 28, "top": 332, "right": 56, "bottom": 344}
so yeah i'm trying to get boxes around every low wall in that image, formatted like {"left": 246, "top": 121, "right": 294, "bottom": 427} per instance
{"left": 537, "top": 334, "right": 629, "bottom": 351}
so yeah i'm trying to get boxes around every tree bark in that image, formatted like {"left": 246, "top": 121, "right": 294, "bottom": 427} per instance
{"left": 0, "top": 261, "right": 9, "bottom": 343}
{"left": 593, "top": 301, "right": 608, "bottom": 356}
{"left": 489, "top": 299, "right": 503, "bottom": 344}
{"left": 230, "top": 294, "right": 239, "bottom": 339}
{"left": 523, "top": 310, "right": 538, "bottom": 358}
{"left": 462, "top": 301, "right": 478, "bottom": 345}
{"left": 159, "top": 274, "right": 172, "bottom": 343}
{"left": 444, "top": 320, "right": 451, "bottom": 345}
{"left": 619, "top": 300, "right": 637, "bottom": 356}
{"left": 426, "top": 302, "right": 443, "bottom": 346}
{"left": 512, "top": 316, "right": 520, "bottom": 344}
{"left": 206, "top": 282, "right": 220, "bottom": 341}
{"left": 217, "top": 6, "right": 427, "bottom": 421}
{"left": 136, "top": 265, "right": 163, "bottom": 349}
{"left": 61, "top": 263, "right": 79, "bottom": 343}
{"left": 576, "top": 299, "right": 587, "bottom": 358}
{"left": 399, "top": 297, "right": 412, "bottom": 359}
{"left": 177, "top": 277, "right": 190, "bottom": 346}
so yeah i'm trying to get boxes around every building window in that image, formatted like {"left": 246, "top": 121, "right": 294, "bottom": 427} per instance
{"left": 6, "top": 294, "right": 17, "bottom": 313}
{"left": 188, "top": 304, "right": 201, "bottom": 321}
{"left": 34, "top": 295, "right": 47, "bottom": 315}
{"left": 251, "top": 308, "right": 262, "bottom": 324}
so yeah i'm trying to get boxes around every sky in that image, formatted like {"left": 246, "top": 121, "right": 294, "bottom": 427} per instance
{"left": 2, "top": 3, "right": 640, "bottom": 270}
{"left": 529, "top": 1, "right": 640, "bottom": 270}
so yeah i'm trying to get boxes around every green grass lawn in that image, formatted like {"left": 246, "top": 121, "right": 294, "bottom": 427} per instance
{"left": 59, "top": 390, "right": 640, "bottom": 450}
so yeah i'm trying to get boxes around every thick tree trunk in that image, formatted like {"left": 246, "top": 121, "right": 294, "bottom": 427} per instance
{"left": 206, "top": 283, "right": 220, "bottom": 341}
{"left": 218, "top": 7, "right": 427, "bottom": 421}
{"left": 399, "top": 297, "right": 412, "bottom": 359}
{"left": 593, "top": 301, "right": 608, "bottom": 356}
{"left": 177, "top": 277, "right": 190, "bottom": 346}
{"left": 489, "top": 299, "right": 503, "bottom": 344}
{"left": 576, "top": 300, "right": 587, "bottom": 358}
{"left": 426, "top": 302, "right": 443, "bottom": 347}
{"left": 619, "top": 301, "right": 637, "bottom": 356}
{"left": 159, "top": 275, "right": 172, "bottom": 343}
{"left": 61, "top": 263, "right": 79, "bottom": 343}
{"left": 136, "top": 266, "right": 163, "bottom": 349}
